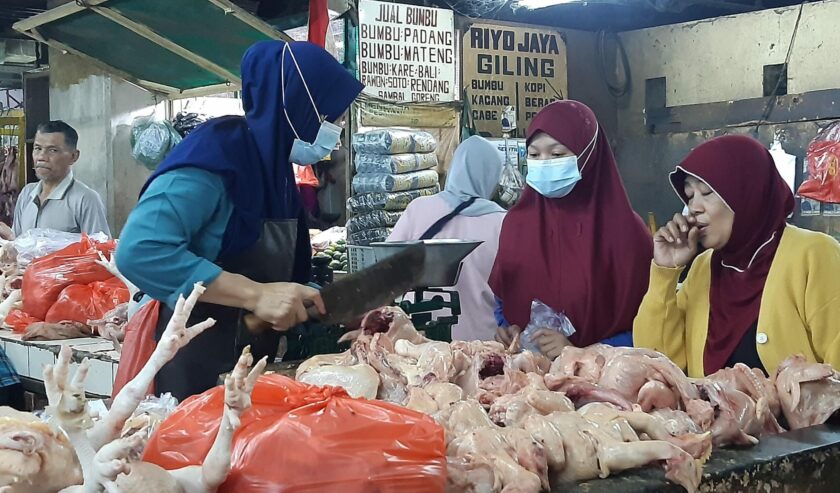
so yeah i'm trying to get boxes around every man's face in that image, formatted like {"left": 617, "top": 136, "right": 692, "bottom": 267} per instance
{"left": 32, "top": 132, "right": 79, "bottom": 184}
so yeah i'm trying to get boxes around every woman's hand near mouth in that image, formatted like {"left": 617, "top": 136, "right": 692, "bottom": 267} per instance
{"left": 654, "top": 212, "right": 701, "bottom": 268}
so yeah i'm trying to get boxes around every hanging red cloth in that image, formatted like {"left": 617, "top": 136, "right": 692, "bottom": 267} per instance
{"left": 308, "top": 0, "right": 329, "bottom": 47}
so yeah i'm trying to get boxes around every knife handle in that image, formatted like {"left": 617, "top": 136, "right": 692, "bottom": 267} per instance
{"left": 243, "top": 305, "right": 322, "bottom": 334}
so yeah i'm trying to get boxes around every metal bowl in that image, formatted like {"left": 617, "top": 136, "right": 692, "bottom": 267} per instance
{"left": 369, "top": 239, "right": 483, "bottom": 287}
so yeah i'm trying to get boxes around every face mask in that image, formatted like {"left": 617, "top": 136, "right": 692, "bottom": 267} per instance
{"left": 526, "top": 156, "right": 581, "bottom": 198}
{"left": 525, "top": 124, "right": 599, "bottom": 199}
{"left": 282, "top": 44, "right": 342, "bottom": 165}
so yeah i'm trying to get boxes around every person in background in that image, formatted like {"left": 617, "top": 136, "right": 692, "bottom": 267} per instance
{"left": 492, "top": 101, "right": 653, "bottom": 359}
{"left": 0, "top": 121, "right": 110, "bottom": 240}
{"left": 388, "top": 136, "right": 506, "bottom": 341}
{"left": 0, "top": 349, "right": 23, "bottom": 409}
{"left": 634, "top": 135, "right": 840, "bottom": 377}
{"left": 116, "top": 40, "right": 363, "bottom": 400}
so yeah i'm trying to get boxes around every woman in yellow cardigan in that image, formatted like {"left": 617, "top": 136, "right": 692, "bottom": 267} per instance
{"left": 634, "top": 135, "right": 840, "bottom": 377}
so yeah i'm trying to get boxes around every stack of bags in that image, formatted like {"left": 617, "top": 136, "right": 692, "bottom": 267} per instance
{"left": 348, "top": 129, "right": 440, "bottom": 245}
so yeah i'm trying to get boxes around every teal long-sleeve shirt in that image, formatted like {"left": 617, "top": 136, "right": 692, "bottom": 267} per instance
{"left": 116, "top": 167, "right": 233, "bottom": 309}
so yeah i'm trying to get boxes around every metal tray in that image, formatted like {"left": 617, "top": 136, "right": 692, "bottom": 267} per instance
{"left": 370, "top": 239, "right": 482, "bottom": 287}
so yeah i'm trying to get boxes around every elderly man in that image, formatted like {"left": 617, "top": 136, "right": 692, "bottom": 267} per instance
{"left": 0, "top": 120, "right": 110, "bottom": 240}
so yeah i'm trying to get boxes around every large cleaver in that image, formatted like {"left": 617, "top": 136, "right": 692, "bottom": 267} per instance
{"left": 244, "top": 243, "right": 425, "bottom": 333}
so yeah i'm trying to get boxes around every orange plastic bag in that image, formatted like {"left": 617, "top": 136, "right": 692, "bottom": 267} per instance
{"left": 22, "top": 236, "right": 117, "bottom": 320}
{"left": 44, "top": 278, "right": 129, "bottom": 324}
{"left": 144, "top": 375, "right": 447, "bottom": 493}
{"left": 4, "top": 309, "right": 42, "bottom": 333}
{"left": 112, "top": 300, "right": 160, "bottom": 397}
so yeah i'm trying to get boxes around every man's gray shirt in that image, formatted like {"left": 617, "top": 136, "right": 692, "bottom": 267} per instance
{"left": 13, "top": 172, "right": 111, "bottom": 237}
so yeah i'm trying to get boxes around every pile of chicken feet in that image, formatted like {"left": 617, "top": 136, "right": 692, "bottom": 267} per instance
{"left": 0, "top": 282, "right": 267, "bottom": 493}
{"left": 296, "top": 307, "right": 840, "bottom": 493}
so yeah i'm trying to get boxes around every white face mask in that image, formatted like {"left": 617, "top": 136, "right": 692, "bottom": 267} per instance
{"left": 281, "top": 44, "right": 341, "bottom": 165}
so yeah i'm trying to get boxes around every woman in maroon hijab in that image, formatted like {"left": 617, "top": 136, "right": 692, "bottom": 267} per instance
{"left": 635, "top": 135, "right": 840, "bottom": 377}
{"left": 491, "top": 100, "right": 653, "bottom": 358}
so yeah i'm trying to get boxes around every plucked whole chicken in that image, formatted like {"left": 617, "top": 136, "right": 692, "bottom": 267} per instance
{"left": 296, "top": 306, "right": 840, "bottom": 493}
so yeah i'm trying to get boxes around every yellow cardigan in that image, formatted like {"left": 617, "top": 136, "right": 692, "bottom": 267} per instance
{"left": 633, "top": 225, "right": 840, "bottom": 377}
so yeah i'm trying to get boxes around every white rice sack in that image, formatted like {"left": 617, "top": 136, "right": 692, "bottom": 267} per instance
{"left": 352, "top": 129, "right": 437, "bottom": 155}
{"left": 352, "top": 169, "right": 440, "bottom": 194}
{"left": 354, "top": 152, "right": 438, "bottom": 174}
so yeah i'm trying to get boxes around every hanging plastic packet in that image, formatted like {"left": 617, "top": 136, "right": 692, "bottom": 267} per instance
{"left": 520, "top": 299, "right": 576, "bottom": 353}
{"left": 768, "top": 139, "right": 796, "bottom": 194}
{"left": 498, "top": 161, "right": 525, "bottom": 208}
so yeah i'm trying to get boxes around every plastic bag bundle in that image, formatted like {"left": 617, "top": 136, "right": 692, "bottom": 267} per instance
{"left": 143, "top": 375, "right": 446, "bottom": 493}
{"left": 346, "top": 210, "right": 403, "bottom": 234}
{"left": 352, "top": 129, "right": 437, "bottom": 155}
{"left": 346, "top": 186, "right": 440, "bottom": 215}
{"left": 130, "top": 116, "right": 183, "bottom": 170}
{"left": 799, "top": 121, "right": 840, "bottom": 203}
{"left": 120, "top": 393, "right": 179, "bottom": 441}
{"left": 520, "top": 299, "right": 577, "bottom": 353}
{"left": 348, "top": 227, "right": 393, "bottom": 246}
{"left": 498, "top": 162, "right": 525, "bottom": 208}
{"left": 355, "top": 152, "right": 438, "bottom": 175}
{"left": 352, "top": 169, "right": 440, "bottom": 194}
{"left": 15, "top": 228, "right": 109, "bottom": 267}
{"left": 44, "top": 277, "right": 129, "bottom": 324}
{"left": 22, "top": 236, "right": 117, "bottom": 320}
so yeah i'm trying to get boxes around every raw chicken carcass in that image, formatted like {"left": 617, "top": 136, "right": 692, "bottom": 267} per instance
{"left": 338, "top": 306, "right": 428, "bottom": 344}
{"left": 523, "top": 412, "right": 703, "bottom": 493}
{"left": 690, "top": 379, "right": 785, "bottom": 447}
{"left": 395, "top": 339, "right": 455, "bottom": 382}
{"left": 774, "top": 355, "right": 840, "bottom": 429}
{"left": 0, "top": 406, "right": 83, "bottom": 493}
{"left": 549, "top": 345, "right": 699, "bottom": 411}
{"left": 707, "top": 363, "right": 780, "bottom": 417}
{"left": 509, "top": 350, "right": 551, "bottom": 376}
{"left": 447, "top": 428, "right": 544, "bottom": 493}
{"left": 544, "top": 375, "right": 635, "bottom": 411}
{"left": 296, "top": 363, "right": 380, "bottom": 399}
{"left": 488, "top": 373, "right": 574, "bottom": 427}
{"left": 87, "top": 303, "right": 129, "bottom": 342}
{"left": 578, "top": 403, "right": 712, "bottom": 461}
{"left": 424, "top": 382, "right": 464, "bottom": 410}
{"left": 294, "top": 350, "right": 357, "bottom": 378}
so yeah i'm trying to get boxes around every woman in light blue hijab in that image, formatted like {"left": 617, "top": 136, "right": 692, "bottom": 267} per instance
{"left": 389, "top": 136, "right": 507, "bottom": 341}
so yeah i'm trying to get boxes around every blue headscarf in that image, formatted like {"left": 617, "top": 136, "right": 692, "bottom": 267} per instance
{"left": 142, "top": 41, "right": 363, "bottom": 261}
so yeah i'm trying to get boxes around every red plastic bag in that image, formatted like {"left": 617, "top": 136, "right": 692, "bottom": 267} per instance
{"left": 22, "top": 236, "right": 117, "bottom": 320}
{"left": 799, "top": 121, "right": 840, "bottom": 203}
{"left": 4, "top": 309, "right": 42, "bottom": 333}
{"left": 112, "top": 300, "right": 160, "bottom": 397}
{"left": 44, "top": 278, "right": 129, "bottom": 324}
{"left": 144, "top": 375, "right": 446, "bottom": 493}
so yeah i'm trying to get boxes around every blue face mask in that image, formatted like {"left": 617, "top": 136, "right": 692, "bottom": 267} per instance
{"left": 526, "top": 156, "right": 581, "bottom": 198}
{"left": 525, "top": 125, "right": 598, "bottom": 199}
{"left": 282, "top": 44, "right": 343, "bottom": 166}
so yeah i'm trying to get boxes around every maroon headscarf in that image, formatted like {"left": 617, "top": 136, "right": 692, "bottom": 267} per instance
{"left": 669, "top": 135, "right": 794, "bottom": 375}
{"left": 489, "top": 101, "right": 653, "bottom": 346}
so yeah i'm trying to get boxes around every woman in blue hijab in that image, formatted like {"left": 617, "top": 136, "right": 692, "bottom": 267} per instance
{"left": 116, "top": 40, "right": 363, "bottom": 399}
